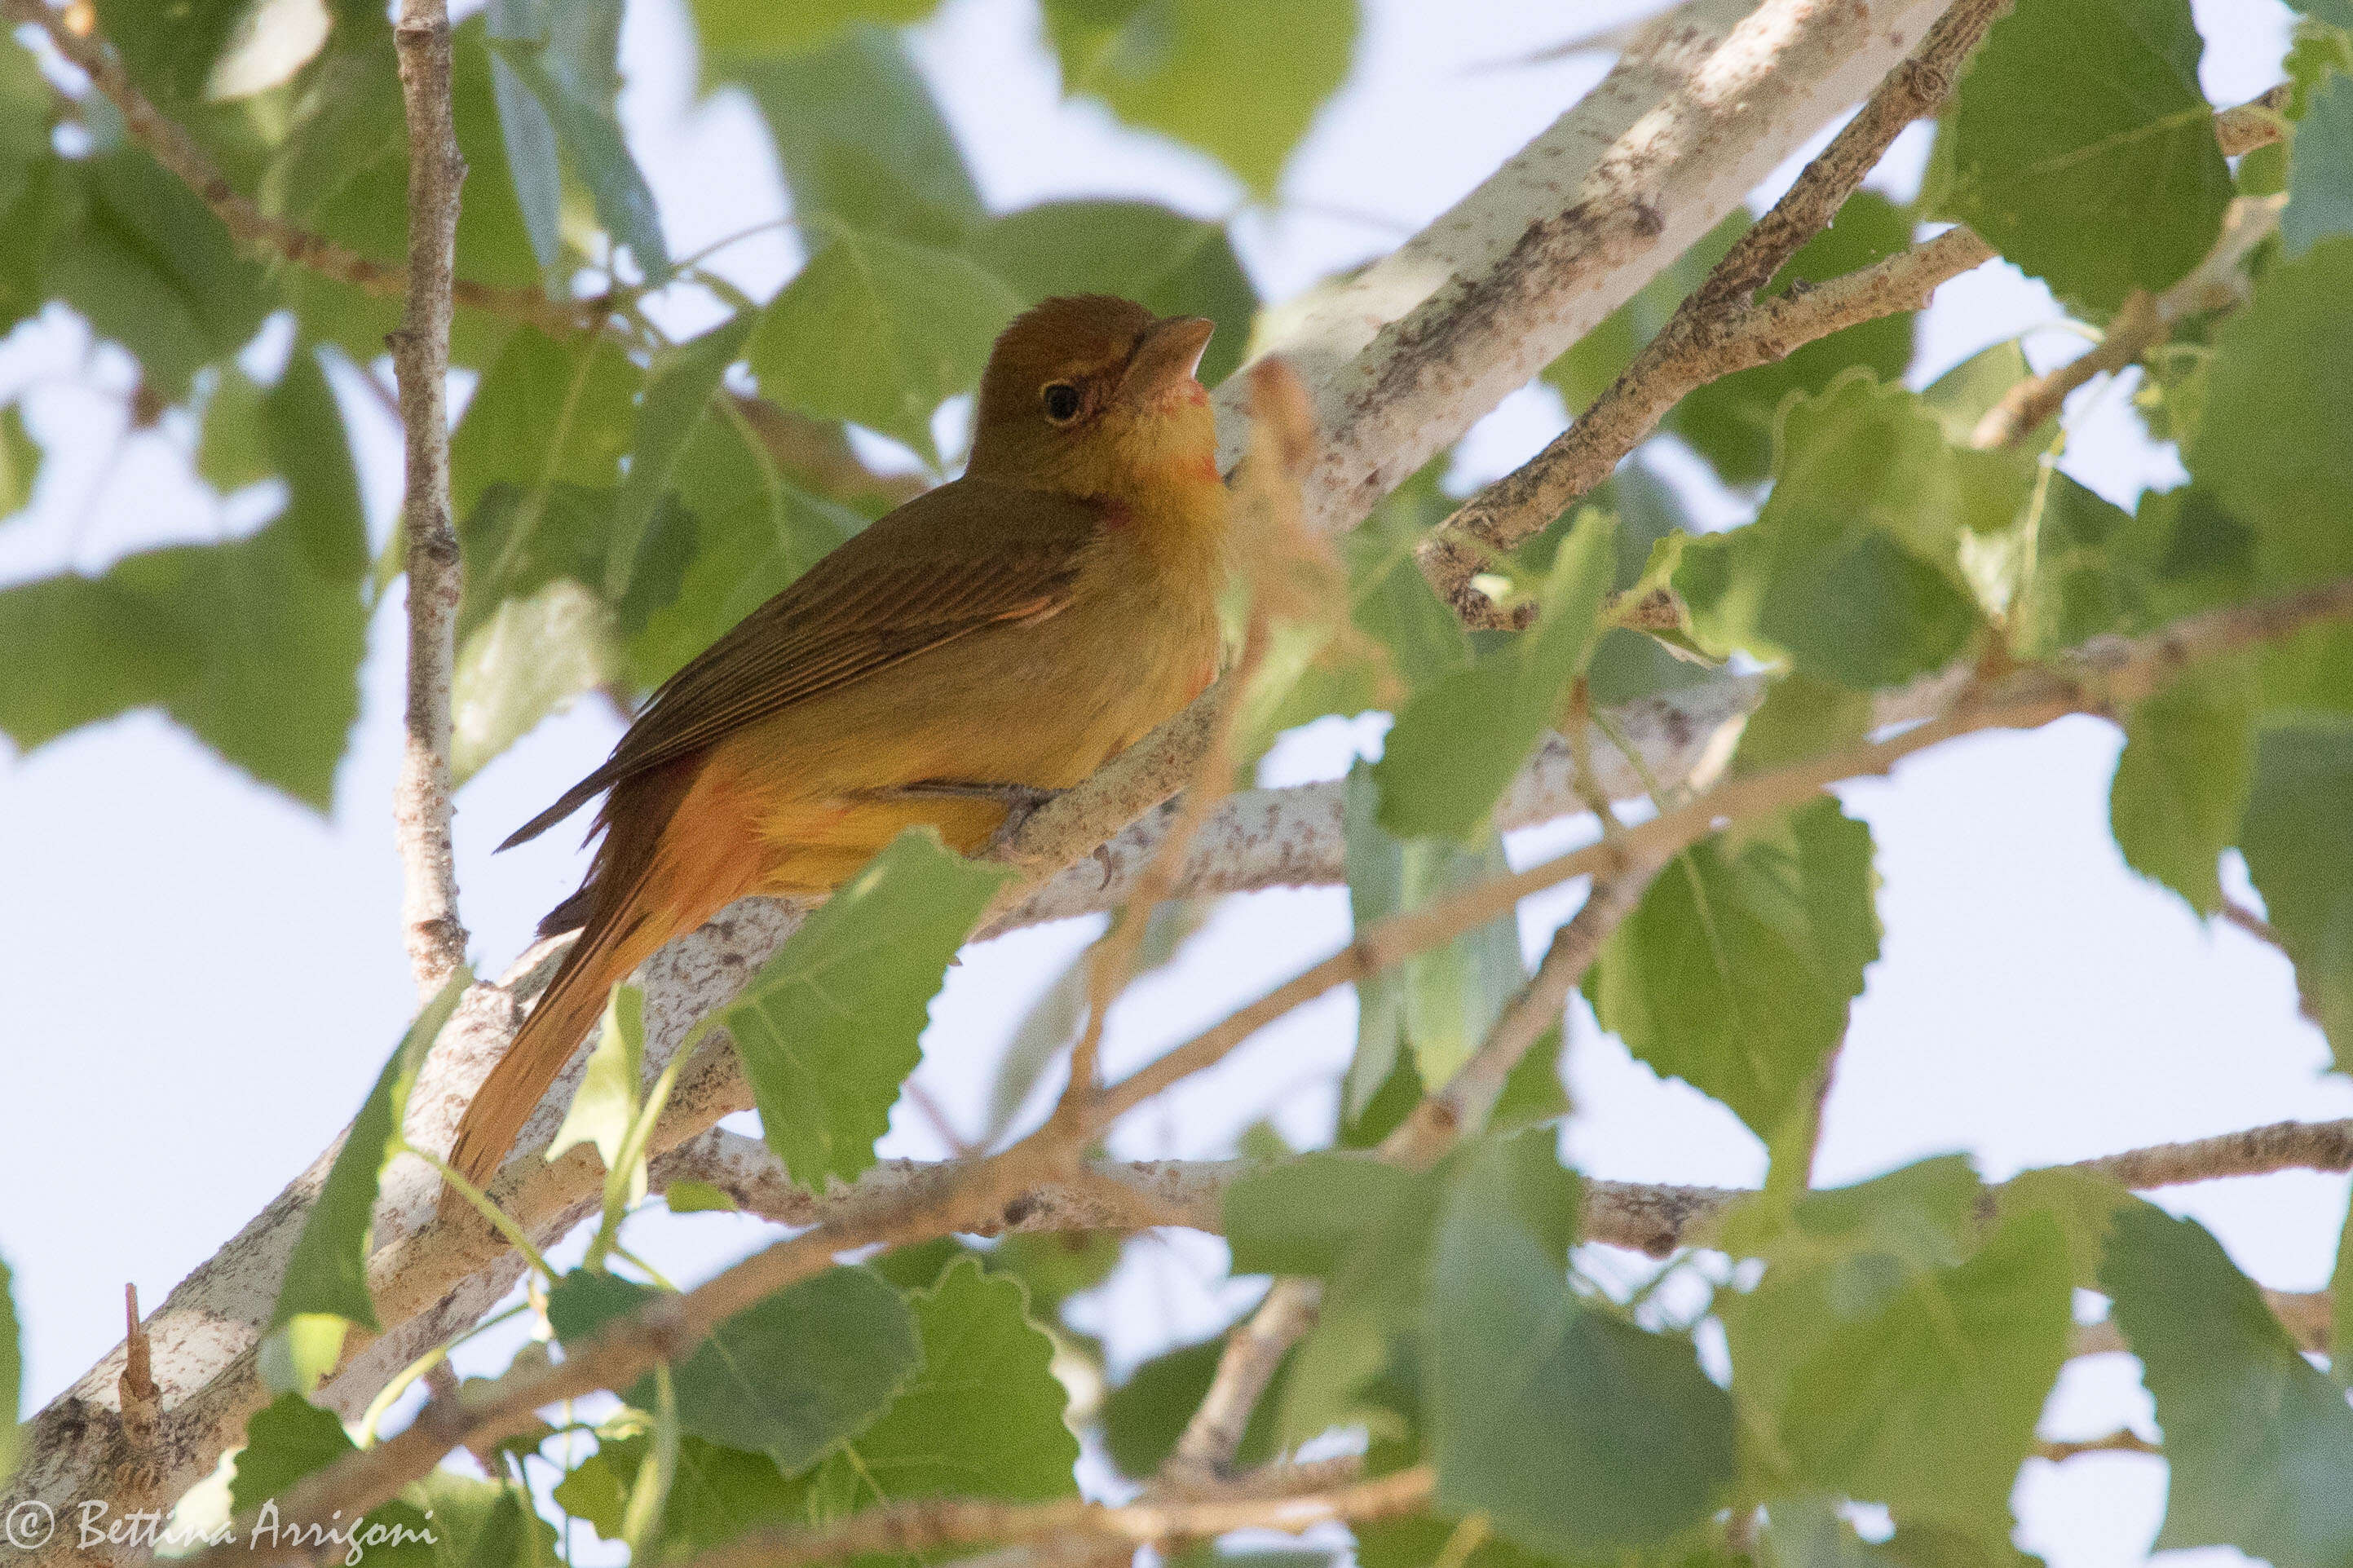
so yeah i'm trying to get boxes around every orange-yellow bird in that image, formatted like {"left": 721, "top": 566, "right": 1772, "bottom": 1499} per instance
{"left": 448, "top": 295, "right": 1229, "bottom": 1189}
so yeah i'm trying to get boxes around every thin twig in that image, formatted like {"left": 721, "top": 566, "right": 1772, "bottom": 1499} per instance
{"left": 1053, "top": 360, "right": 1309, "bottom": 1130}
{"left": 677, "top": 1463, "right": 1434, "bottom": 1568}
{"left": 1706, "top": 0, "right": 2011, "bottom": 311}
{"left": 2214, "top": 82, "right": 2291, "bottom": 157}
{"left": 1971, "top": 189, "right": 2286, "bottom": 449}
{"left": 2220, "top": 895, "right": 2287, "bottom": 952}
{"left": 387, "top": 0, "right": 470, "bottom": 996}
{"left": 1384, "top": 859, "right": 1665, "bottom": 1171}
{"left": 1418, "top": 0, "right": 2012, "bottom": 626}
{"left": 1158, "top": 1276, "right": 1324, "bottom": 1487}
{"left": 2035, "top": 1430, "right": 2161, "bottom": 1463}
{"left": 0, "top": 0, "right": 603, "bottom": 338}
{"left": 2067, "top": 1116, "right": 2353, "bottom": 1190}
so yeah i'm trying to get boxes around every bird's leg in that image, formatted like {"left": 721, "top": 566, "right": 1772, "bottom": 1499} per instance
{"left": 854, "top": 780, "right": 1064, "bottom": 855}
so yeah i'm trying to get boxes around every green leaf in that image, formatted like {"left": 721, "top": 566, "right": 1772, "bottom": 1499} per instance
{"left": 610, "top": 316, "right": 755, "bottom": 602}
{"left": 452, "top": 327, "right": 641, "bottom": 521}
{"left": 0, "top": 404, "right": 38, "bottom": 519}
{"left": 1770, "top": 1211, "right": 2072, "bottom": 1536}
{"left": 1343, "top": 765, "right": 1526, "bottom": 1107}
{"left": 450, "top": 577, "right": 618, "bottom": 783}
{"left": 2108, "top": 658, "right": 2255, "bottom": 917}
{"left": 0, "top": 565, "right": 195, "bottom": 753}
{"left": 748, "top": 223, "right": 1022, "bottom": 460}
{"left": 487, "top": 1, "right": 673, "bottom": 284}
{"left": 1587, "top": 797, "right": 1878, "bottom": 1140}
{"left": 969, "top": 200, "right": 1256, "bottom": 386}
{"left": 2333, "top": 1192, "right": 2353, "bottom": 1390}
{"left": 1102, "top": 1327, "right": 1285, "bottom": 1480}
{"left": 264, "top": 972, "right": 469, "bottom": 1392}
{"left": 45, "top": 148, "right": 273, "bottom": 398}
{"left": 264, "top": 17, "right": 543, "bottom": 363}
{"left": 0, "top": 1250, "right": 19, "bottom": 1485}
{"left": 730, "top": 24, "right": 983, "bottom": 247}
{"left": 2237, "top": 718, "right": 2353, "bottom": 1069}
{"left": 1730, "top": 674, "right": 1873, "bottom": 779}
{"left": 550, "top": 983, "right": 647, "bottom": 1191}
{"left": 1720, "top": 1159, "right": 2070, "bottom": 1539}
{"left": 232, "top": 1391, "right": 355, "bottom": 1513}
{"left": 486, "top": 0, "right": 565, "bottom": 274}
{"left": 1675, "top": 374, "right": 1984, "bottom": 689}
{"left": 805, "top": 1258, "right": 1079, "bottom": 1504}
{"left": 394, "top": 1469, "right": 559, "bottom": 1568}
{"left": 2100, "top": 1199, "right": 2353, "bottom": 1566}
{"left": 1428, "top": 1132, "right": 1734, "bottom": 1555}
{"left": 2007, "top": 473, "right": 2167, "bottom": 656}
{"left": 2285, "top": 71, "right": 2353, "bottom": 258}
{"left": 1372, "top": 511, "right": 1617, "bottom": 841}
{"left": 2190, "top": 237, "right": 2353, "bottom": 585}
{"left": 1670, "top": 192, "right": 1918, "bottom": 485}
{"left": 1930, "top": 0, "right": 2232, "bottom": 311}
{"left": 623, "top": 417, "right": 864, "bottom": 689}
{"left": 1345, "top": 467, "right": 1474, "bottom": 696}
{"left": 563, "top": 1434, "right": 806, "bottom": 1552}
{"left": 713, "top": 828, "right": 1012, "bottom": 1190}
{"left": 1490, "top": 1024, "right": 1571, "bottom": 1133}
{"left": 1042, "top": 0, "right": 1358, "bottom": 196}
{"left": 693, "top": 0, "right": 940, "bottom": 61}
{"left": 547, "top": 1266, "right": 922, "bottom": 1473}
{"left": 1224, "top": 1152, "right": 1447, "bottom": 1444}
{"left": 664, "top": 1179, "right": 739, "bottom": 1214}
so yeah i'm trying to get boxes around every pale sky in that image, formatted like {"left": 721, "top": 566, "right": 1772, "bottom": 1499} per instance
{"left": 0, "top": 2, "right": 2338, "bottom": 1564}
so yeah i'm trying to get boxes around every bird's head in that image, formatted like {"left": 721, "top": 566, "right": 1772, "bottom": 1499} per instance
{"left": 967, "top": 294, "right": 1221, "bottom": 500}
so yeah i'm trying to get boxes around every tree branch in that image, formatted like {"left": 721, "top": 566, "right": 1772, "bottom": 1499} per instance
{"left": 677, "top": 1463, "right": 1434, "bottom": 1568}
{"left": 0, "top": 0, "right": 602, "bottom": 338}
{"left": 1418, "top": 0, "right": 2011, "bottom": 626}
{"left": 1230, "top": 0, "right": 1967, "bottom": 536}
{"left": 652, "top": 1132, "right": 1232, "bottom": 1236}
{"left": 386, "top": 0, "right": 469, "bottom": 997}
{"left": 1970, "top": 189, "right": 2285, "bottom": 448}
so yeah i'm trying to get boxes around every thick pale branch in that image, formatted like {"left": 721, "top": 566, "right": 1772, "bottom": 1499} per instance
{"left": 1227, "top": 0, "right": 1962, "bottom": 534}
{"left": 1419, "top": 0, "right": 2008, "bottom": 625}
{"left": 387, "top": 0, "right": 470, "bottom": 996}
{"left": 0, "top": 0, "right": 599, "bottom": 337}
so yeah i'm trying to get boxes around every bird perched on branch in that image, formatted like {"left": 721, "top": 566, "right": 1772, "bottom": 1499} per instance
{"left": 447, "top": 295, "right": 1230, "bottom": 1192}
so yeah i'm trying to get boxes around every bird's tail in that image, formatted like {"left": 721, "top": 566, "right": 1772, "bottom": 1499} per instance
{"left": 444, "top": 898, "right": 669, "bottom": 1198}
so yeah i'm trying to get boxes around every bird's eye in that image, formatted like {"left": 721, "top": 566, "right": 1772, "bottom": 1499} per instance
{"left": 1041, "top": 382, "right": 1082, "bottom": 423}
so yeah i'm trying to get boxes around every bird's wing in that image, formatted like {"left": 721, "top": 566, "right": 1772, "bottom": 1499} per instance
{"left": 499, "top": 481, "right": 1104, "bottom": 850}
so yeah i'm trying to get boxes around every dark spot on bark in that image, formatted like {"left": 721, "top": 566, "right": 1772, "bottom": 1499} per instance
{"left": 1001, "top": 1194, "right": 1038, "bottom": 1229}
{"left": 1662, "top": 704, "right": 1693, "bottom": 753}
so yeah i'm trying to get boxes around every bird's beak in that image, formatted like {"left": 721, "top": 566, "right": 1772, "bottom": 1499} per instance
{"left": 1120, "top": 316, "right": 1216, "bottom": 404}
